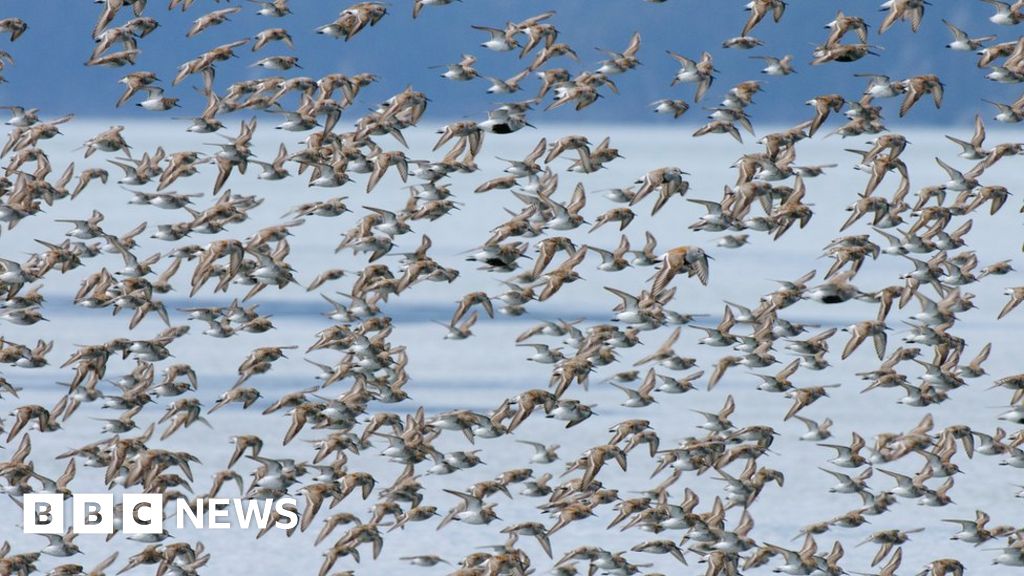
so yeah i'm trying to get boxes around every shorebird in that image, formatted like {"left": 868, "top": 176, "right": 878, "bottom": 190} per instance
{"left": 667, "top": 50, "right": 715, "bottom": 101}
{"left": 753, "top": 54, "right": 795, "bottom": 76}
{"left": 942, "top": 20, "right": 996, "bottom": 51}
{"left": 136, "top": 87, "right": 179, "bottom": 111}
{"left": 651, "top": 246, "right": 710, "bottom": 292}
{"left": 980, "top": 0, "right": 1024, "bottom": 26}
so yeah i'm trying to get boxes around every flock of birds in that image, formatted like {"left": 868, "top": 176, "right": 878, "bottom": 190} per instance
{"left": 1, "top": 0, "right": 1024, "bottom": 575}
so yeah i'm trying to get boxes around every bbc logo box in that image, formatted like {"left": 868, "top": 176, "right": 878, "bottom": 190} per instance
{"left": 22, "top": 493, "right": 299, "bottom": 534}
{"left": 23, "top": 494, "right": 164, "bottom": 535}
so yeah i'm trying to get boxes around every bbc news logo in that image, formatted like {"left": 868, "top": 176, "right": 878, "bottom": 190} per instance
{"left": 24, "top": 494, "right": 299, "bottom": 534}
